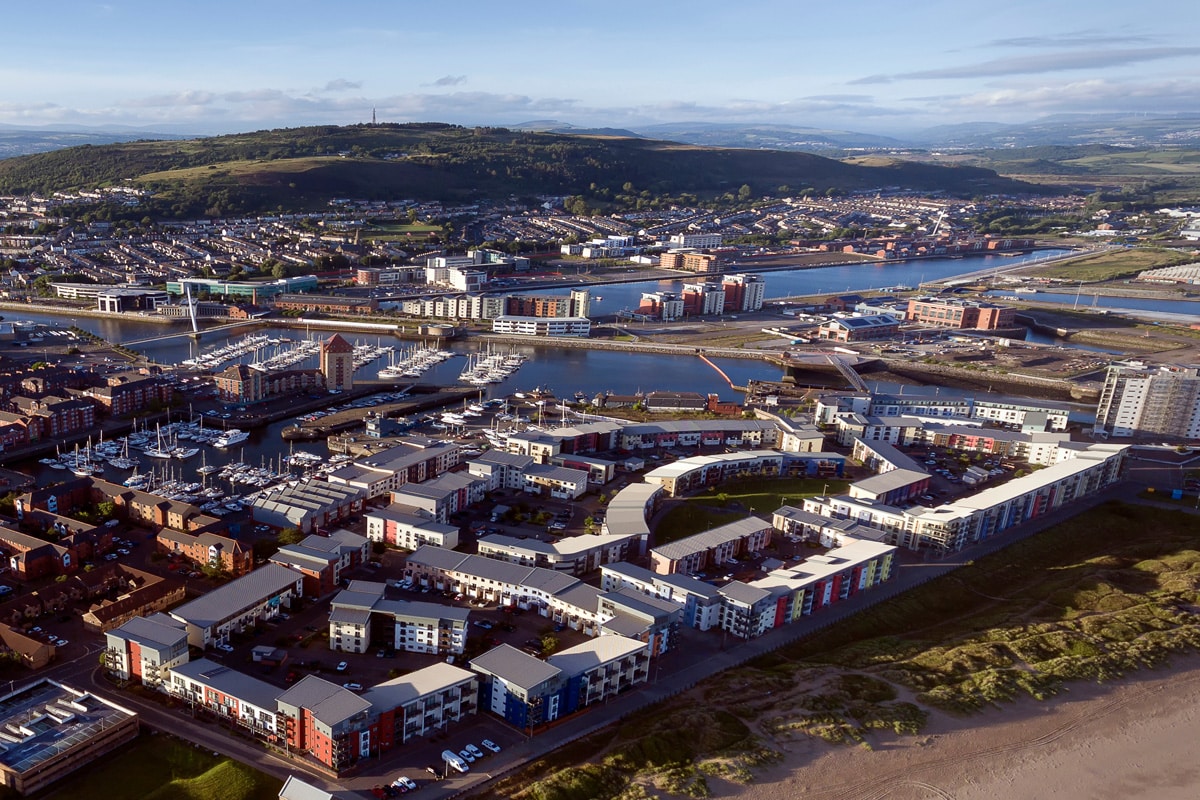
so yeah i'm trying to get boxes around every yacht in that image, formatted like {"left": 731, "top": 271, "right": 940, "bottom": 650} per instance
{"left": 213, "top": 429, "right": 250, "bottom": 449}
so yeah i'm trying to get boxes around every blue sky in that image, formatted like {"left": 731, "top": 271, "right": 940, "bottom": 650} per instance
{"left": 2, "top": 0, "right": 1198, "bottom": 135}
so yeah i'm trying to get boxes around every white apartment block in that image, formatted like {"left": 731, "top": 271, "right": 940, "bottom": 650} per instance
{"left": 668, "top": 232, "right": 723, "bottom": 249}
{"left": 1095, "top": 362, "right": 1200, "bottom": 439}
{"left": 492, "top": 315, "right": 591, "bottom": 337}
{"left": 328, "top": 581, "right": 469, "bottom": 656}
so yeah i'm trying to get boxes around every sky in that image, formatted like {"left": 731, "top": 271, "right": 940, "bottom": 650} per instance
{"left": 2, "top": 0, "right": 1199, "bottom": 136}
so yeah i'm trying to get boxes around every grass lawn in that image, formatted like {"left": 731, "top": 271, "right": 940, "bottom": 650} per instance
{"left": 44, "top": 734, "right": 282, "bottom": 800}
{"left": 657, "top": 477, "right": 849, "bottom": 545}
{"left": 1020, "top": 247, "right": 1194, "bottom": 282}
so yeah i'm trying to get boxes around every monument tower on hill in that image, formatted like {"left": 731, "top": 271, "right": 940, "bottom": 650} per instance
{"left": 320, "top": 333, "right": 355, "bottom": 391}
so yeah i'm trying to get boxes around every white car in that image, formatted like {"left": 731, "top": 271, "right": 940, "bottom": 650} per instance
{"left": 481, "top": 739, "right": 501, "bottom": 753}
{"left": 216, "top": 643, "right": 235, "bottom": 652}
{"left": 53, "top": 638, "right": 69, "bottom": 647}
{"left": 391, "top": 776, "right": 418, "bottom": 791}
{"left": 465, "top": 743, "right": 484, "bottom": 759}
{"left": 458, "top": 749, "right": 475, "bottom": 763}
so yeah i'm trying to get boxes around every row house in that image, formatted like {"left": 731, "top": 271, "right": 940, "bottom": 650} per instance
{"left": 649, "top": 517, "right": 773, "bottom": 576}
{"left": 157, "top": 528, "right": 253, "bottom": 576}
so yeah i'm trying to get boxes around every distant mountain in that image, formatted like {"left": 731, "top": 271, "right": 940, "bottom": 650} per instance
{"left": 511, "top": 120, "right": 645, "bottom": 139}
{"left": 0, "top": 123, "right": 1035, "bottom": 218}
{"left": 911, "top": 113, "right": 1200, "bottom": 149}
{"left": 628, "top": 122, "right": 907, "bottom": 153}
{"left": 0, "top": 124, "right": 195, "bottom": 159}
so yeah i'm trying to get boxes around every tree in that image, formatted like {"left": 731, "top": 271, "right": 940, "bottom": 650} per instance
{"left": 278, "top": 527, "right": 305, "bottom": 545}
{"left": 737, "top": 184, "right": 752, "bottom": 201}
{"left": 97, "top": 500, "right": 116, "bottom": 520}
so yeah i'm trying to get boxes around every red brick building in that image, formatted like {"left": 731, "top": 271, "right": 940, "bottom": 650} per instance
{"left": 157, "top": 529, "right": 253, "bottom": 576}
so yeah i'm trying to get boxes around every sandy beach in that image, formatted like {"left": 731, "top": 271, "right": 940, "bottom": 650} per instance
{"left": 719, "top": 656, "right": 1200, "bottom": 800}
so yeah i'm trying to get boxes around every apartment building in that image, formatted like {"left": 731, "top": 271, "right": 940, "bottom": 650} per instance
{"left": 1095, "top": 361, "right": 1200, "bottom": 439}
{"left": 492, "top": 316, "right": 591, "bottom": 337}
{"left": 104, "top": 613, "right": 190, "bottom": 688}
{"left": 169, "top": 563, "right": 303, "bottom": 647}
{"left": 157, "top": 528, "right": 253, "bottom": 576}
{"left": 905, "top": 297, "right": 1015, "bottom": 329}
{"left": 599, "top": 562, "right": 723, "bottom": 631}
{"left": 649, "top": 517, "right": 773, "bottom": 576}
{"left": 365, "top": 505, "right": 460, "bottom": 550}
{"left": 326, "top": 440, "right": 462, "bottom": 498}
{"left": 327, "top": 580, "right": 469, "bottom": 656}
{"left": 477, "top": 532, "right": 645, "bottom": 576}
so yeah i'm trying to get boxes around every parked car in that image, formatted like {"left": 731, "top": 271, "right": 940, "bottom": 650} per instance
{"left": 465, "top": 744, "right": 484, "bottom": 760}
{"left": 458, "top": 749, "right": 475, "bottom": 763}
{"left": 392, "top": 776, "right": 417, "bottom": 792}
{"left": 343, "top": 682, "right": 364, "bottom": 692}
{"left": 336, "top": 661, "right": 349, "bottom": 672}
{"left": 481, "top": 739, "right": 501, "bottom": 753}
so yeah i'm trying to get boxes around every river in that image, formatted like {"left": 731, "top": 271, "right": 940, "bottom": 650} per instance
{"left": 985, "top": 289, "right": 1200, "bottom": 319}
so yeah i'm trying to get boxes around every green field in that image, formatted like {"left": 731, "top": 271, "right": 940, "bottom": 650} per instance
{"left": 1019, "top": 247, "right": 1195, "bottom": 282}
{"left": 655, "top": 477, "right": 849, "bottom": 545}
{"left": 44, "top": 734, "right": 282, "bottom": 800}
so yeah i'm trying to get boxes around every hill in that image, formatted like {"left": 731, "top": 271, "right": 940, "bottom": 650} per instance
{"left": 0, "top": 123, "right": 1037, "bottom": 218}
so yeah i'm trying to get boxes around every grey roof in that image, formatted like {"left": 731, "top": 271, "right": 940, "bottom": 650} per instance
{"left": 600, "top": 613, "right": 647, "bottom": 637}
{"left": 851, "top": 468, "right": 929, "bottom": 496}
{"left": 547, "top": 636, "right": 646, "bottom": 676}
{"left": 469, "top": 644, "right": 562, "bottom": 690}
{"left": 171, "top": 563, "right": 301, "bottom": 629}
{"left": 620, "top": 419, "right": 778, "bottom": 437}
{"left": 718, "top": 580, "right": 773, "bottom": 606}
{"left": 106, "top": 613, "right": 187, "bottom": 649}
{"left": 279, "top": 775, "right": 339, "bottom": 800}
{"left": 330, "top": 589, "right": 383, "bottom": 611}
{"left": 651, "top": 517, "right": 770, "bottom": 561}
{"left": 276, "top": 675, "right": 371, "bottom": 727}
{"left": 407, "top": 546, "right": 581, "bottom": 592}
{"left": 360, "top": 663, "right": 475, "bottom": 710}
{"left": 851, "top": 439, "right": 926, "bottom": 473}
{"left": 601, "top": 561, "right": 719, "bottom": 599}
{"left": 328, "top": 607, "right": 372, "bottom": 625}
{"left": 471, "top": 450, "right": 534, "bottom": 468}
{"left": 553, "top": 582, "right": 603, "bottom": 611}
{"left": 601, "top": 587, "right": 681, "bottom": 620}
{"left": 525, "top": 463, "right": 589, "bottom": 485}
{"left": 171, "top": 657, "right": 282, "bottom": 710}
{"left": 605, "top": 483, "right": 662, "bottom": 538}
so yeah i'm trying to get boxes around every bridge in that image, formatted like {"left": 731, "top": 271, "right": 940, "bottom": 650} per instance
{"left": 119, "top": 320, "right": 262, "bottom": 347}
{"left": 762, "top": 350, "right": 877, "bottom": 391}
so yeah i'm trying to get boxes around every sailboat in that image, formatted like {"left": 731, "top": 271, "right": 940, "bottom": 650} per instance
{"left": 197, "top": 450, "right": 220, "bottom": 476}
{"left": 108, "top": 436, "right": 140, "bottom": 471}
{"left": 144, "top": 423, "right": 172, "bottom": 459}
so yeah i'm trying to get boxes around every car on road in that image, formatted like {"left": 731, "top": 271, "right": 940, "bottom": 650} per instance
{"left": 465, "top": 743, "right": 484, "bottom": 760}
{"left": 215, "top": 643, "right": 234, "bottom": 652}
{"left": 481, "top": 738, "right": 501, "bottom": 753}
{"left": 472, "top": 620, "right": 493, "bottom": 630}
{"left": 336, "top": 661, "right": 348, "bottom": 672}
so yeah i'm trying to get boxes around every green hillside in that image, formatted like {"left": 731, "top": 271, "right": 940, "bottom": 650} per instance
{"left": 0, "top": 123, "right": 1037, "bottom": 218}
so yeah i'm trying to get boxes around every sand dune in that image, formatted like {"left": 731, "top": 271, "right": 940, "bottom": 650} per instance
{"left": 723, "top": 657, "right": 1200, "bottom": 800}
